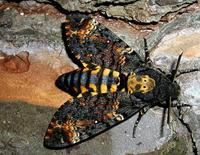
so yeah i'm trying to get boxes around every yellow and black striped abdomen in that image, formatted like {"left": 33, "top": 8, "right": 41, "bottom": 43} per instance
{"left": 57, "top": 66, "right": 121, "bottom": 97}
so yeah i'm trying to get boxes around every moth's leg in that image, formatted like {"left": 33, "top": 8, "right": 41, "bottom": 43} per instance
{"left": 160, "top": 98, "right": 192, "bottom": 136}
{"left": 170, "top": 52, "right": 200, "bottom": 78}
{"left": 157, "top": 68, "right": 167, "bottom": 74}
{"left": 160, "top": 106, "right": 167, "bottom": 137}
{"left": 176, "top": 68, "right": 200, "bottom": 78}
{"left": 170, "top": 52, "right": 183, "bottom": 81}
{"left": 166, "top": 53, "right": 184, "bottom": 124}
{"left": 171, "top": 99, "right": 192, "bottom": 108}
{"left": 167, "top": 97, "right": 172, "bottom": 125}
{"left": 144, "top": 38, "right": 152, "bottom": 66}
{"left": 169, "top": 55, "right": 199, "bottom": 127}
{"left": 169, "top": 53, "right": 199, "bottom": 80}
{"left": 132, "top": 106, "right": 151, "bottom": 138}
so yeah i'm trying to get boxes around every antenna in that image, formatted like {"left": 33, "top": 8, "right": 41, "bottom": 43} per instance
{"left": 167, "top": 52, "right": 183, "bottom": 124}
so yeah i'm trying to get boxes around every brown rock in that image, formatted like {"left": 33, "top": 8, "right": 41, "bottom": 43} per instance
{"left": 1, "top": 51, "right": 30, "bottom": 73}
{"left": 0, "top": 51, "right": 74, "bottom": 108}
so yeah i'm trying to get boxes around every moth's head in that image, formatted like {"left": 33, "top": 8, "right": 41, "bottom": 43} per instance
{"left": 127, "top": 73, "right": 156, "bottom": 94}
{"left": 133, "top": 67, "right": 181, "bottom": 103}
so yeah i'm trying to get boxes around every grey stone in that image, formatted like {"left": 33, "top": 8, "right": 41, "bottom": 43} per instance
{"left": 150, "top": 25, "right": 200, "bottom": 155}
{"left": 0, "top": 8, "right": 65, "bottom": 55}
{"left": 0, "top": 140, "right": 5, "bottom": 149}
{"left": 0, "top": 1, "right": 200, "bottom": 155}
{"left": 7, "top": 137, "right": 29, "bottom": 149}
{"left": 154, "top": 0, "right": 188, "bottom": 6}
{"left": 3, "top": 0, "right": 197, "bottom": 23}
{"left": 96, "top": 0, "right": 138, "bottom": 4}
{"left": 0, "top": 101, "right": 66, "bottom": 155}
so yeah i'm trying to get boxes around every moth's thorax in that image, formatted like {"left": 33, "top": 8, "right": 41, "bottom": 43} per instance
{"left": 127, "top": 72, "right": 156, "bottom": 94}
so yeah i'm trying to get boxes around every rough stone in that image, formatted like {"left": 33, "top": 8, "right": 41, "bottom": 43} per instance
{"left": 0, "top": 51, "right": 74, "bottom": 107}
{"left": 0, "top": 101, "right": 67, "bottom": 155}
{"left": 0, "top": 1, "right": 200, "bottom": 155}
{"left": 0, "top": 51, "right": 30, "bottom": 73}
{"left": 0, "top": 4, "right": 76, "bottom": 107}
{"left": 0, "top": 7, "right": 65, "bottom": 54}
{"left": 7, "top": 137, "right": 29, "bottom": 149}
{"left": 96, "top": 0, "right": 138, "bottom": 4}
{"left": 151, "top": 27, "right": 200, "bottom": 155}
{"left": 1, "top": 0, "right": 197, "bottom": 23}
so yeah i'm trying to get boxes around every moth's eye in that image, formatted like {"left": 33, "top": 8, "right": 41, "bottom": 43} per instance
{"left": 141, "top": 85, "right": 148, "bottom": 91}
{"left": 143, "top": 86, "right": 146, "bottom": 89}
{"left": 142, "top": 78, "right": 148, "bottom": 83}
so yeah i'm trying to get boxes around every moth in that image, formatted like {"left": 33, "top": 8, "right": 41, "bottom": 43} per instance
{"left": 44, "top": 13, "right": 199, "bottom": 149}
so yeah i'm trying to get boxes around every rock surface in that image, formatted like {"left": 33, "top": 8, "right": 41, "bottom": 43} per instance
{"left": 0, "top": 0, "right": 200, "bottom": 155}
{"left": 0, "top": 51, "right": 30, "bottom": 73}
{"left": 2, "top": 0, "right": 198, "bottom": 22}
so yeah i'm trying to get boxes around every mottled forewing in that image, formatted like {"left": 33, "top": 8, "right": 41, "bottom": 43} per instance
{"left": 44, "top": 93, "right": 146, "bottom": 149}
{"left": 63, "top": 13, "right": 143, "bottom": 72}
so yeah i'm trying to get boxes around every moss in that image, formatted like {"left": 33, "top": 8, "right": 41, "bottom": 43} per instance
{"left": 160, "top": 136, "right": 188, "bottom": 155}
{"left": 129, "top": 136, "right": 188, "bottom": 155}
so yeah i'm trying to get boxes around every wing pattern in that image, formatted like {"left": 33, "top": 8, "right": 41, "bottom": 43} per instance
{"left": 44, "top": 93, "right": 147, "bottom": 148}
{"left": 44, "top": 13, "right": 152, "bottom": 149}
{"left": 63, "top": 13, "right": 143, "bottom": 72}
{"left": 43, "top": 12, "right": 194, "bottom": 150}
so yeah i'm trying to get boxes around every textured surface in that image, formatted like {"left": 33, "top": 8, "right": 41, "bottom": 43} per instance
{"left": 1, "top": 0, "right": 197, "bottom": 22}
{"left": 151, "top": 28, "right": 200, "bottom": 155}
{"left": 0, "top": 101, "right": 66, "bottom": 155}
{"left": 0, "top": 50, "right": 74, "bottom": 107}
{"left": 0, "top": 0, "right": 200, "bottom": 155}
{"left": 0, "top": 51, "right": 30, "bottom": 73}
{"left": 35, "top": 0, "right": 197, "bottom": 22}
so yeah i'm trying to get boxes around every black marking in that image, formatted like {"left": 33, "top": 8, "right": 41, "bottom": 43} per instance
{"left": 117, "top": 73, "right": 127, "bottom": 91}
{"left": 107, "top": 70, "right": 114, "bottom": 91}
{"left": 85, "top": 69, "right": 92, "bottom": 91}
{"left": 80, "top": 71, "right": 88, "bottom": 88}
{"left": 96, "top": 67, "right": 104, "bottom": 93}
{"left": 73, "top": 71, "right": 80, "bottom": 91}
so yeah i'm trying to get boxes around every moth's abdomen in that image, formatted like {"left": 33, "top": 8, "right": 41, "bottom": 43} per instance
{"left": 56, "top": 66, "right": 120, "bottom": 96}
